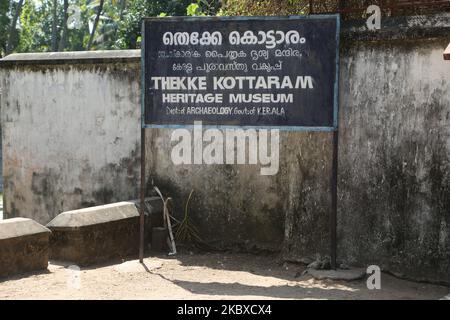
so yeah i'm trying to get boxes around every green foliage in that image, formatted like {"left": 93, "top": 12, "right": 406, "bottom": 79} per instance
{"left": 1, "top": 0, "right": 449, "bottom": 55}
{"left": 186, "top": 3, "right": 199, "bottom": 16}
{"left": 116, "top": 0, "right": 193, "bottom": 49}
{"left": 66, "top": 1, "right": 91, "bottom": 51}
{"left": 186, "top": 3, "right": 205, "bottom": 16}
{"left": 16, "top": 0, "right": 51, "bottom": 53}
{"left": 0, "top": 0, "right": 220, "bottom": 54}
{"left": 222, "top": 0, "right": 309, "bottom": 16}
{"left": 186, "top": 0, "right": 220, "bottom": 16}
{"left": 0, "top": 0, "right": 10, "bottom": 57}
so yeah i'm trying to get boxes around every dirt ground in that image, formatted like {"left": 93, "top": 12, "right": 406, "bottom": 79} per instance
{"left": 0, "top": 252, "right": 448, "bottom": 300}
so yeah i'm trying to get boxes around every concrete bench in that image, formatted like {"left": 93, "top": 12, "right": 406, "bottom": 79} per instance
{"left": 46, "top": 198, "right": 162, "bottom": 266}
{"left": 0, "top": 218, "right": 51, "bottom": 278}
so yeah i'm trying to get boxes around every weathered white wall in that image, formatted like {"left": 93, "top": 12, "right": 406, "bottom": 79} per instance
{"left": 0, "top": 57, "right": 141, "bottom": 222}
{"left": 337, "top": 39, "right": 450, "bottom": 284}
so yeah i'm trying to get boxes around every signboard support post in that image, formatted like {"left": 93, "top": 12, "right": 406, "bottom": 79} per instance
{"left": 330, "top": 129, "right": 338, "bottom": 270}
{"left": 139, "top": 127, "right": 146, "bottom": 263}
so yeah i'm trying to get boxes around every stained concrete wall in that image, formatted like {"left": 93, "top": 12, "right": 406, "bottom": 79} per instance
{"left": 0, "top": 51, "right": 141, "bottom": 223}
{"left": 0, "top": 15, "right": 449, "bottom": 283}
{"left": 338, "top": 39, "right": 450, "bottom": 284}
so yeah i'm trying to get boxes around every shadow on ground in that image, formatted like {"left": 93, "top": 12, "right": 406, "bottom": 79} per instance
{"left": 169, "top": 279, "right": 359, "bottom": 299}
{"left": 153, "top": 249, "right": 306, "bottom": 281}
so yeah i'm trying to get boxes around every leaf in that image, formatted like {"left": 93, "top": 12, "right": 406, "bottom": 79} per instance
{"left": 87, "top": 0, "right": 101, "bottom": 10}
{"left": 186, "top": 3, "right": 199, "bottom": 16}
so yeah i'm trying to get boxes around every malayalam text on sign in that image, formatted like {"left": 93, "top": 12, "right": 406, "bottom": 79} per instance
{"left": 142, "top": 16, "right": 339, "bottom": 129}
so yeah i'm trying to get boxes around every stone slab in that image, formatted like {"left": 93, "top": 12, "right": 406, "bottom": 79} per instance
{"left": 0, "top": 218, "right": 51, "bottom": 278}
{"left": 46, "top": 200, "right": 161, "bottom": 266}
{"left": 47, "top": 201, "right": 141, "bottom": 228}
{"left": 0, "top": 217, "right": 50, "bottom": 239}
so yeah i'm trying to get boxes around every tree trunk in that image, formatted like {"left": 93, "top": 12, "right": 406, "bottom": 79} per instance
{"left": 51, "top": 0, "right": 58, "bottom": 51}
{"left": 119, "top": 0, "right": 126, "bottom": 20}
{"left": 58, "top": 0, "right": 69, "bottom": 51}
{"left": 87, "top": 0, "right": 105, "bottom": 50}
{"left": 6, "top": 0, "right": 24, "bottom": 54}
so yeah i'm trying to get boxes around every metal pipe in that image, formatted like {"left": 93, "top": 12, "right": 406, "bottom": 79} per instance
{"left": 330, "top": 129, "right": 339, "bottom": 270}
{"left": 139, "top": 127, "right": 146, "bottom": 263}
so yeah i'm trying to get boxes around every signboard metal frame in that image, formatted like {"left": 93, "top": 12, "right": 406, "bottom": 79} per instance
{"left": 139, "top": 15, "right": 341, "bottom": 269}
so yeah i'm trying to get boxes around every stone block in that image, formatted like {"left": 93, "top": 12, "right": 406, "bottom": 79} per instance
{"left": 47, "top": 201, "right": 158, "bottom": 266}
{"left": 0, "top": 218, "right": 51, "bottom": 278}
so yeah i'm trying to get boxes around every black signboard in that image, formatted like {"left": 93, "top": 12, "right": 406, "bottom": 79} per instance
{"left": 142, "top": 15, "right": 340, "bottom": 130}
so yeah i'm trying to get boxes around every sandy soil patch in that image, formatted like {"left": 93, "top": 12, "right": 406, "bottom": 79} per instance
{"left": 0, "top": 252, "right": 448, "bottom": 300}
